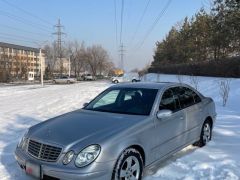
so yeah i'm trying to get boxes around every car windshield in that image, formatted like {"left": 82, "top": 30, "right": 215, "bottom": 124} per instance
{"left": 84, "top": 88, "right": 158, "bottom": 115}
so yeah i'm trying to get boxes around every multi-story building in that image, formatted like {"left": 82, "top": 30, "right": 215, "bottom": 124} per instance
{"left": 0, "top": 42, "right": 45, "bottom": 82}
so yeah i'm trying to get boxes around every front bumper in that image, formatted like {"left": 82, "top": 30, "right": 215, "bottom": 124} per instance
{"left": 15, "top": 147, "right": 114, "bottom": 180}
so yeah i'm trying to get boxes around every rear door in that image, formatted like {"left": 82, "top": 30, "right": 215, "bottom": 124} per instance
{"left": 173, "top": 86, "right": 203, "bottom": 143}
{"left": 153, "top": 88, "right": 187, "bottom": 160}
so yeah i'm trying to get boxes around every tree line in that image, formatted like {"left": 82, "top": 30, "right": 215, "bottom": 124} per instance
{"left": 44, "top": 41, "right": 115, "bottom": 78}
{"left": 152, "top": 0, "right": 240, "bottom": 67}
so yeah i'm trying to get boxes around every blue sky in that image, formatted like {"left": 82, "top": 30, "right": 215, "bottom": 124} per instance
{"left": 0, "top": 0, "right": 210, "bottom": 71}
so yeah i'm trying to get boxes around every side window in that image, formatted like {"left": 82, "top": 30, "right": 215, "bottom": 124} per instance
{"left": 173, "top": 87, "right": 196, "bottom": 108}
{"left": 192, "top": 91, "right": 201, "bottom": 103}
{"left": 159, "top": 89, "right": 178, "bottom": 112}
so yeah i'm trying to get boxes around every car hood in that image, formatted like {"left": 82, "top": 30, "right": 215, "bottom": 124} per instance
{"left": 29, "top": 109, "right": 146, "bottom": 149}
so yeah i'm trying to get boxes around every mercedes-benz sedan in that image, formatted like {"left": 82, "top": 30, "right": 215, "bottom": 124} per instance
{"left": 15, "top": 82, "right": 216, "bottom": 180}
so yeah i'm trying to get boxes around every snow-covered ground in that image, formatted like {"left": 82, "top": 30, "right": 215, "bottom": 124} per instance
{"left": 0, "top": 74, "right": 239, "bottom": 180}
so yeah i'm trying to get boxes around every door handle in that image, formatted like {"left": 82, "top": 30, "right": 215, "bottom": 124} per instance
{"left": 180, "top": 116, "right": 184, "bottom": 120}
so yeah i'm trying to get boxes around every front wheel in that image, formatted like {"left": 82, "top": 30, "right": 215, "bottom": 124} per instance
{"left": 114, "top": 80, "right": 119, "bottom": 84}
{"left": 112, "top": 148, "right": 143, "bottom": 180}
{"left": 193, "top": 120, "right": 212, "bottom": 147}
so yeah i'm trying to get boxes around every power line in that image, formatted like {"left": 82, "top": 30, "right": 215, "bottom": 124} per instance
{"left": 0, "top": 24, "right": 50, "bottom": 36}
{"left": 0, "top": 35, "right": 42, "bottom": 44}
{"left": 129, "top": 0, "right": 151, "bottom": 45}
{"left": 0, "top": 10, "right": 52, "bottom": 33}
{"left": 135, "top": 0, "right": 172, "bottom": 50}
{"left": 0, "top": 0, "right": 52, "bottom": 26}
{"left": 119, "top": 43, "right": 125, "bottom": 70}
{"left": 0, "top": 32, "right": 43, "bottom": 42}
{"left": 118, "top": 0, "right": 125, "bottom": 70}
{"left": 114, "top": 0, "right": 118, "bottom": 48}
{"left": 120, "top": 0, "right": 125, "bottom": 44}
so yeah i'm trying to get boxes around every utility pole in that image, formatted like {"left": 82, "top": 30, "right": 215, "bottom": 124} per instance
{"left": 53, "top": 19, "right": 65, "bottom": 76}
{"left": 119, "top": 43, "right": 125, "bottom": 70}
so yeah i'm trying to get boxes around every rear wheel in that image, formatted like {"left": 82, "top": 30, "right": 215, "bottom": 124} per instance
{"left": 67, "top": 80, "right": 70, "bottom": 84}
{"left": 53, "top": 80, "right": 56, "bottom": 84}
{"left": 193, "top": 120, "right": 212, "bottom": 147}
{"left": 112, "top": 148, "right": 143, "bottom": 180}
{"left": 132, "top": 79, "right": 137, "bottom": 83}
{"left": 114, "top": 80, "right": 119, "bottom": 84}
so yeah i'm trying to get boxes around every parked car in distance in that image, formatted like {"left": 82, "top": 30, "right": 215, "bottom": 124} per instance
{"left": 15, "top": 82, "right": 216, "bottom": 180}
{"left": 83, "top": 74, "right": 96, "bottom": 81}
{"left": 112, "top": 72, "right": 140, "bottom": 83}
{"left": 53, "top": 76, "right": 76, "bottom": 84}
{"left": 76, "top": 76, "right": 84, "bottom": 81}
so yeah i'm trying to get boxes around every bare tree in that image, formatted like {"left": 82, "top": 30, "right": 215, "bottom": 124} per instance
{"left": 176, "top": 74, "right": 183, "bottom": 83}
{"left": 157, "top": 73, "right": 160, "bottom": 82}
{"left": 85, "top": 45, "right": 110, "bottom": 76}
{"left": 139, "top": 62, "right": 150, "bottom": 80}
{"left": 44, "top": 43, "right": 57, "bottom": 76}
{"left": 44, "top": 41, "right": 114, "bottom": 78}
{"left": 67, "top": 41, "right": 91, "bottom": 77}
{"left": 130, "top": 68, "right": 139, "bottom": 73}
{"left": 218, "top": 79, "right": 231, "bottom": 107}
{"left": 189, "top": 75, "right": 199, "bottom": 90}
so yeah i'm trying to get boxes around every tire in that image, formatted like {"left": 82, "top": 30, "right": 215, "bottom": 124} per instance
{"left": 67, "top": 80, "right": 70, "bottom": 84}
{"left": 193, "top": 120, "right": 212, "bottom": 147}
{"left": 114, "top": 80, "right": 119, "bottom": 84}
{"left": 53, "top": 80, "right": 56, "bottom": 84}
{"left": 112, "top": 148, "right": 143, "bottom": 180}
{"left": 132, "top": 79, "right": 137, "bottom": 83}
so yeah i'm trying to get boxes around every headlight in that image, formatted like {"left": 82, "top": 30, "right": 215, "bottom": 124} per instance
{"left": 62, "top": 151, "right": 74, "bottom": 165}
{"left": 18, "top": 129, "right": 29, "bottom": 150}
{"left": 75, "top": 145, "right": 101, "bottom": 168}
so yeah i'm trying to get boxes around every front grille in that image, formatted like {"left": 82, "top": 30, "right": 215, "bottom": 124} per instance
{"left": 28, "top": 139, "right": 62, "bottom": 162}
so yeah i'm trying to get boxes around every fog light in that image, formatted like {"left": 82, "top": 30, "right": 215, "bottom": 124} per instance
{"left": 63, "top": 151, "right": 74, "bottom": 165}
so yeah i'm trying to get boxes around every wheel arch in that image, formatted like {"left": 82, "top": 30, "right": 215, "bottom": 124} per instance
{"left": 205, "top": 116, "right": 213, "bottom": 128}
{"left": 111, "top": 143, "right": 145, "bottom": 180}
{"left": 128, "top": 144, "right": 146, "bottom": 166}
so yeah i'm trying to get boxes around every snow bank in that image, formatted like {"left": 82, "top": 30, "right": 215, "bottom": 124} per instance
{"left": 0, "top": 74, "right": 239, "bottom": 179}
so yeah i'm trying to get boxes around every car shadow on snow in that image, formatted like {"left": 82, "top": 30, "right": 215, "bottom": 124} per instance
{"left": 144, "top": 145, "right": 198, "bottom": 176}
{"left": 0, "top": 115, "right": 41, "bottom": 180}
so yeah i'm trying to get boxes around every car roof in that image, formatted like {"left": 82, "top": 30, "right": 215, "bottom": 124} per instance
{"left": 111, "top": 82, "right": 185, "bottom": 90}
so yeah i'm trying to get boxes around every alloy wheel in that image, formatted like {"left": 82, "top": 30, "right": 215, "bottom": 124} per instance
{"left": 120, "top": 156, "right": 140, "bottom": 180}
{"left": 203, "top": 123, "right": 211, "bottom": 143}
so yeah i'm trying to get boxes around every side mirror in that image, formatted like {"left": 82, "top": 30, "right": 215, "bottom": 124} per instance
{"left": 157, "top": 109, "right": 172, "bottom": 120}
{"left": 83, "top": 102, "right": 89, "bottom": 107}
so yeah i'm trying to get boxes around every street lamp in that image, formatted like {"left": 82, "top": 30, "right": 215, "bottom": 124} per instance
{"left": 33, "top": 41, "right": 48, "bottom": 87}
{"left": 39, "top": 48, "right": 43, "bottom": 86}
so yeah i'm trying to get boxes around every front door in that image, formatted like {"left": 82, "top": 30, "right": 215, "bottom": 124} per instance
{"left": 153, "top": 88, "right": 187, "bottom": 160}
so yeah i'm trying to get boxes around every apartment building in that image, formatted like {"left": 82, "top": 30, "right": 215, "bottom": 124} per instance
{"left": 0, "top": 42, "right": 45, "bottom": 82}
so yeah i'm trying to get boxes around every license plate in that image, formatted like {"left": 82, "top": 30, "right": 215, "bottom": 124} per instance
{"left": 26, "top": 162, "right": 41, "bottom": 179}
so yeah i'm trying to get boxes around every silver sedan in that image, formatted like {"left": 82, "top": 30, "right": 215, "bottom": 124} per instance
{"left": 15, "top": 82, "right": 216, "bottom": 180}
{"left": 53, "top": 76, "right": 77, "bottom": 84}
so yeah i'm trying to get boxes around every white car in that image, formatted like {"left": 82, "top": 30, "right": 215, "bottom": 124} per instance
{"left": 53, "top": 76, "right": 76, "bottom": 84}
{"left": 83, "top": 74, "right": 96, "bottom": 81}
{"left": 112, "top": 73, "right": 140, "bottom": 83}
